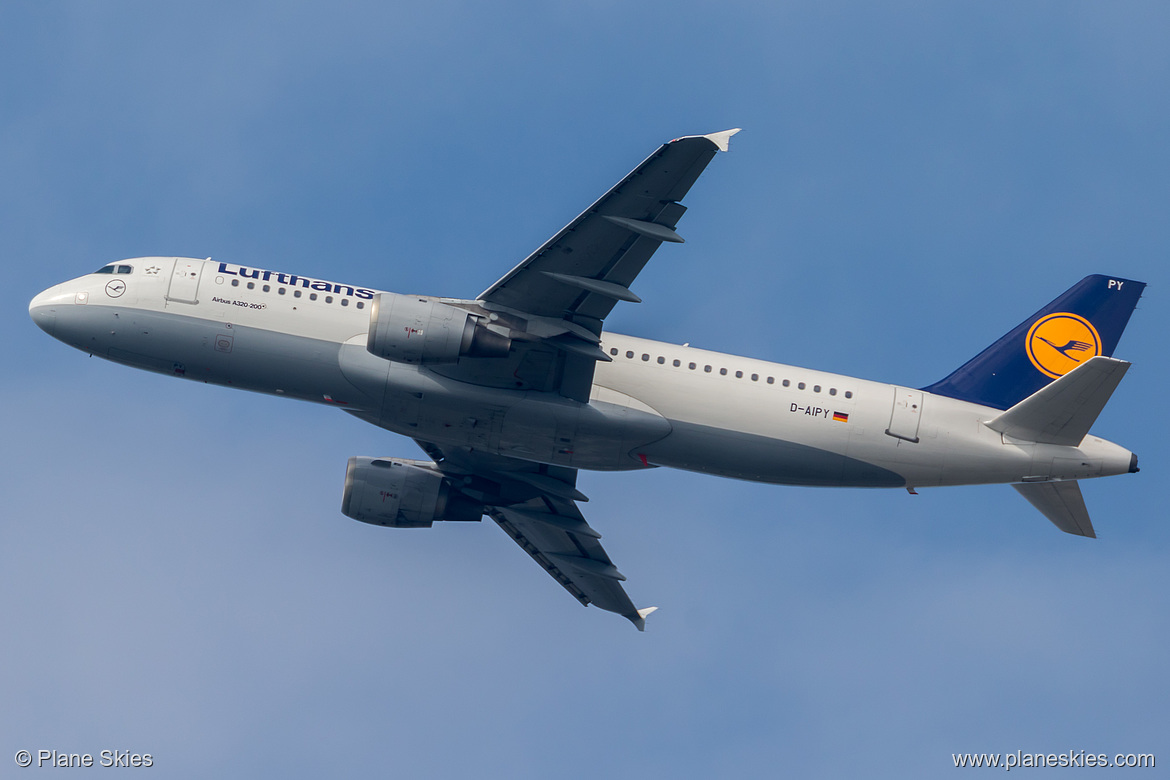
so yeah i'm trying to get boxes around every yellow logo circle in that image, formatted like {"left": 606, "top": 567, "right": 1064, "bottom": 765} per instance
{"left": 1026, "top": 312, "right": 1101, "bottom": 379}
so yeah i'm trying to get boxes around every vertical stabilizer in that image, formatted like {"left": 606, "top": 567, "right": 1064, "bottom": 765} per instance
{"left": 1012, "top": 481, "right": 1095, "bottom": 538}
{"left": 924, "top": 275, "right": 1144, "bottom": 410}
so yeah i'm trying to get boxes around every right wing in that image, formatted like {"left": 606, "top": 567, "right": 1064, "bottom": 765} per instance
{"left": 415, "top": 441, "right": 657, "bottom": 630}
{"left": 428, "top": 129, "right": 740, "bottom": 402}
{"left": 478, "top": 128, "right": 742, "bottom": 324}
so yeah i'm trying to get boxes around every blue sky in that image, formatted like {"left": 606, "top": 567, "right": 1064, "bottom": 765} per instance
{"left": 2, "top": 2, "right": 1167, "bottom": 777}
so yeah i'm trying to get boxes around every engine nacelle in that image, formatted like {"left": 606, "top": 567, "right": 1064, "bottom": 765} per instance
{"left": 366, "top": 293, "right": 511, "bottom": 364}
{"left": 341, "top": 456, "right": 483, "bottom": 528}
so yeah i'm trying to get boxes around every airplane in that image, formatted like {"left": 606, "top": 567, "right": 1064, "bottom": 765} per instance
{"left": 28, "top": 129, "right": 1146, "bottom": 630}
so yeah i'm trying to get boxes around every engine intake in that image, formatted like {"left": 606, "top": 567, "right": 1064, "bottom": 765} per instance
{"left": 367, "top": 293, "right": 511, "bottom": 364}
{"left": 341, "top": 456, "right": 483, "bottom": 528}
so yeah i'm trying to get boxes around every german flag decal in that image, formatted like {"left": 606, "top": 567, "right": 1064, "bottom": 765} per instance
{"left": 832, "top": 411, "right": 849, "bottom": 423}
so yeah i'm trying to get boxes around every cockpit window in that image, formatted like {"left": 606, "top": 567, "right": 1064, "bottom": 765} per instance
{"left": 94, "top": 263, "right": 133, "bottom": 274}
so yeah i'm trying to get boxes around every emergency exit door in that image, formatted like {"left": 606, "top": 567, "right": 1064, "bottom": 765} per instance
{"left": 885, "top": 387, "right": 923, "bottom": 443}
{"left": 166, "top": 258, "right": 203, "bottom": 304}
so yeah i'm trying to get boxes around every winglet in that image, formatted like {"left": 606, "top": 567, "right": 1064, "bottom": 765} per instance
{"left": 631, "top": 606, "right": 659, "bottom": 632}
{"left": 704, "top": 128, "right": 741, "bottom": 152}
{"left": 670, "top": 128, "right": 742, "bottom": 152}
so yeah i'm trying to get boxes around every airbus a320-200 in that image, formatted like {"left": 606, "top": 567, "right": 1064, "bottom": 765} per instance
{"left": 29, "top": 129, "right": 1145, "bottom": 629}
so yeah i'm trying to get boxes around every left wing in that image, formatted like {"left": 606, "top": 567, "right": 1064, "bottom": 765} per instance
{"left": 416, "top": 441, "right": 657, "bottom": 630}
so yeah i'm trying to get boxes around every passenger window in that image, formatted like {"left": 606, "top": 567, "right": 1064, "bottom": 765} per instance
{"left": 356, "top": 301, "right": 364, "bottom": 309}
{"left": 845, "top": 391, "right": 853, "bottom": 399}
{"left": 262, "top": 284, "right": 271, "bottom": 293}
{"left": 341, "top": 298, "right": 349, "bottom": 306}
{"left": 719, "top": 368, "right": 727, "bottom": 375}
{"left": 798, "top": 382, "right": 806, "bottom": 390}
{"left": 751, "top": 373, "right": 758, "bottom": 381}
{"left": 626, "top": 351, "right": 634, "bottom": 359}
{"left": 657, "top": 356, "right": 665, "bottom": 364}
{"left": 610, "top": 348, "right": 618, "bottom": 356}
{"left": 673, "top": 359, "right": 680, "bottom": 367}
{"left": 310, "top": 293, "right": 318, "bottom": 301}
{"left": 688, "top": 362, "right": 696, "bottom": 370}
{"left": 247, "top": 282, "right": 255, "bottom": 290}
{"left": 293, "top": 289, "right": 301, "bottom": 297}
{"left": 641, "top": 354, "right": 649, "bottom": 361}
{"left": 813, "top": 385, "right": 821, "bottom": 393}
{"left": 767, "top": 377, "right": 774, "bottom": 384}
{"left": 704, "top": 365, "right": 712, "bottom": 373}
{"left": 782, "top": 379, "right": 790, "bottom": 387}
{"left": 325, "top": 296, "right": 333, "bottom": 304}
{"left": 829, "top": 388, "right": 837, "bottom": 396}
{"left": 231, "top": 279, "right": 239, "bottom": 287}
{"left": 735, "top": 370, "right": 743, "bottom": 378}
{"left": 278, "top": 288, "right": 286, "bottom": 295}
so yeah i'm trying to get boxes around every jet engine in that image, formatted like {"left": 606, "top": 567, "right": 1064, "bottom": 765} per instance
{"left": 366, "top": 293, "right": 511, "bottom": 364}
{"left": 341, "top": 456, "right": 483, "bottom": 528}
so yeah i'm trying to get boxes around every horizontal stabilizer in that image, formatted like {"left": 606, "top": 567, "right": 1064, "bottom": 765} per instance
{"left": 1012, "top": 480, "right": 1096, "bottom": 538}
{"left": 986, "top": 356, "right": 1129, "bottom": 446}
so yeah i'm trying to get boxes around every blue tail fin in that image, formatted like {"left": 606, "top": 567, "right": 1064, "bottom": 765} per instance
{"left": 923, "top": 275, "right": 1145, "bottom": 410}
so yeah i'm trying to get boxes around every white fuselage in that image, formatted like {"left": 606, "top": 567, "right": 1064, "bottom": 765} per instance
{"left": 29, "top": 258, "right": 1135, "bottom": 489}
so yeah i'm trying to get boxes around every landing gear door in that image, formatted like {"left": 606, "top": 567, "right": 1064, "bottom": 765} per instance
{"left": 885, "top": 387, "right": 923, "bottom": 443}
{"left": 167, "top": 258, "right": 203, "bottom": 305}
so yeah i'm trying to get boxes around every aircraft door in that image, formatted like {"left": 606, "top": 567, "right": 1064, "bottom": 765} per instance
{"left": 885, "top": 387, "right": 923, "bottom": 443}
{"left": 166, "top": 258, "right": 203, "bottom": 304}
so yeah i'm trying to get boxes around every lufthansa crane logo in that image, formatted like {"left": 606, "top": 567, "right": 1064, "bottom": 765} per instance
{"left": 1025, "top": 312, "right": 1101, "bottom": 378}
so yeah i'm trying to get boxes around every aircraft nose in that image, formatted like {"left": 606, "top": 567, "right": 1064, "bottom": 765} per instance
{"left": 29, "top": 283, "right": 83, "bottom": 338}
{"left": 29, "top": 287, "right": 59, "bottom": 336}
